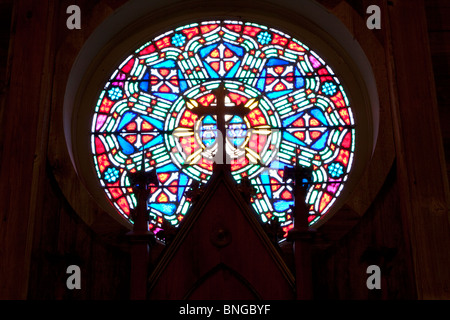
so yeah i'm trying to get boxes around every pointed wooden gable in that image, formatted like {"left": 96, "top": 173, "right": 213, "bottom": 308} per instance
{"left": 148, "top": 167, "right": 295, "bottom": 299}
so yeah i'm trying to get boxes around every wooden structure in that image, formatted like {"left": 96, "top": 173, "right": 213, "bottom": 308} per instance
{"left": 147, "top": 166, "right": 295, "bottom": 299}
{"left": 0, "top": 0, "right": 449, "bottom": 300}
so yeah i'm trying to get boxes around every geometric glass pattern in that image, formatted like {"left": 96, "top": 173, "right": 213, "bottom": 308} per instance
{"left": 91, "top": 20, "right": 355, "bottom": 241}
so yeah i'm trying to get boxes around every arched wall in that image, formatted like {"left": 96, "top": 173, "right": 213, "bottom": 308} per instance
{"left": 62, "top": 0, "right": 381, "bottom": 234}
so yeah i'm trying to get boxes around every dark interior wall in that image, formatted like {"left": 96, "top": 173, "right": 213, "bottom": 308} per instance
{"left": 314, "top": 0, "right": 450, "bottom": 299}
{"left": 313, "top": 163, "right": 416, "bottom": 299}
{"left": 0, "top": 0, "right": 131, "bottom": 299}
{"left": 425, "top": 0, "right": 450, "bottom": 186}
{"left": 27, "top": 162, "right": 130, "bottom": 300}
{"left": 27, "top": 0, "right": 132, "bottom": 300}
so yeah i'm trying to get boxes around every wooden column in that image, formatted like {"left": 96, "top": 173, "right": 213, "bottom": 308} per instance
{"left": 127, "top": 170, "right": 157, "bottom": 300}
{"left": 286, "top": 166, "right": 315, "bottom": 300}
{"left": 385, "top": 0, "right": 450, "bottom": 299}
{"left": 0, "top": 0, "right": 57, "bottom": 299}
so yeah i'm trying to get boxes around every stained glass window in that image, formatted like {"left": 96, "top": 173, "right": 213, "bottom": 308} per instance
{"left": 91, "top": 20, "right": 355, "bottom": 241}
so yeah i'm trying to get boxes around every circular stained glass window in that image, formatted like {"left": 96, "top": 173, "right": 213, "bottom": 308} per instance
{"left": 91, "top": 20, "right": 356, "bottom": 240}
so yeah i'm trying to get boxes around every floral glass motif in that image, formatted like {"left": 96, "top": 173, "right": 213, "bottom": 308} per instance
{"left": 91, "top": 20, "right": 356, "bottom": 240}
